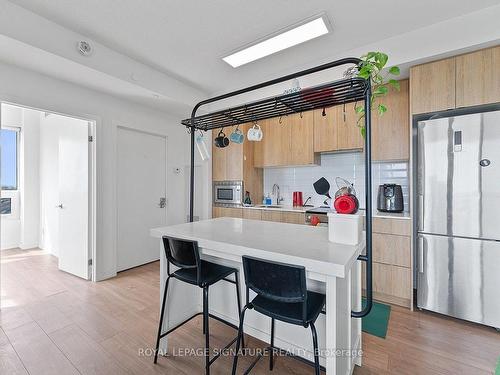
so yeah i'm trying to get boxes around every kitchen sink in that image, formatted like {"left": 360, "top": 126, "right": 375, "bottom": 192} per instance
{"left": 255, "top": 204, "right": 283, "bottom": 208}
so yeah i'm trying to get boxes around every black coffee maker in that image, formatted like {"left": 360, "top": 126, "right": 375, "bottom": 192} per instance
{"left": 377, "top": 184, "right": 404, "bottom": 212}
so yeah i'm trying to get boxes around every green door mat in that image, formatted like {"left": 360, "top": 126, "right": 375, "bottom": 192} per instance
{"left": 361, "top": 298, "right": 391, "bottom": 339}
{"left": 496, "top": 356, "right": 500, "bottom": 375}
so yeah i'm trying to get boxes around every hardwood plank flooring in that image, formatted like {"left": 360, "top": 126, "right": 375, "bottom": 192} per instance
{"left": 1, "top": 248, "right": 499, "bottom": 374}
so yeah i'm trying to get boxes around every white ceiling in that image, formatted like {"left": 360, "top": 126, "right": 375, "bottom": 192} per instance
{"left": 9, "top": 0, "right": 500, "bottom": 95}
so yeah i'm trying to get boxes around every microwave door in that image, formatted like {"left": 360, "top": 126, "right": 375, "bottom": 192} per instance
{"left": 217, "top": 188, "right": 234, "bottom": 203}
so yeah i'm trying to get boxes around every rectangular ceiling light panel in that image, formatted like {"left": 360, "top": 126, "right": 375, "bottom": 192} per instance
{"left": 223, "top": 16, "right": 329, "bottom": 68}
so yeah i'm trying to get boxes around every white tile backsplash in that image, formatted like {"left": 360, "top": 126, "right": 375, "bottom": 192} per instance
{"left": 262, "top": 152, "right": 409, "bottom": 211}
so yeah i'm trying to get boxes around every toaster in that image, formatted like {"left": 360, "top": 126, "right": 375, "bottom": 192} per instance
{"left": 377, "top": 184, "right": 404, "bottom": 212}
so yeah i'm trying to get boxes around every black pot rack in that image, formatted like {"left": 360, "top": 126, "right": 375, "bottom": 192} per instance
{"left": 184, "top": 57, "right": 373, "bottom": 318}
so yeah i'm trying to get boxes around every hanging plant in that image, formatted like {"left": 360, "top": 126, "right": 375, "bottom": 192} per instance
{"left": 349, "top": 52, "right": 400, "bottom": 137}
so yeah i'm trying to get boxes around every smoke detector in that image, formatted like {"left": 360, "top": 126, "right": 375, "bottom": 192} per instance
{"left": 77, "top": 41, "right": 93, "bottom": 56}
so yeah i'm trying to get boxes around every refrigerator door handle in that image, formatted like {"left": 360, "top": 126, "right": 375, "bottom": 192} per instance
{"left": 418, "top": 194, "right": 424, "bottom": 231}
{"left": 418, "top": 236, "right": 425, "bottom": 273}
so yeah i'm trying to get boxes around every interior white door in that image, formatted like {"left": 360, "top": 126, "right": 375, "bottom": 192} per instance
{"left": 117, "top": 127, "right": 166, "bottom": 272}
{"left": 57, "top": 117, "right": 89, "bottom": 279}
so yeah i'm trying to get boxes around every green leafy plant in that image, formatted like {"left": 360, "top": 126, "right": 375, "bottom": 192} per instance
{"left": 354, "top": 52, "right": 400, "bottom": 137}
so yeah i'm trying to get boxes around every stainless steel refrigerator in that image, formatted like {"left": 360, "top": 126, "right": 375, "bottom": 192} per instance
{"left": 417, "top": 108, "right": 500, "bottom": 329}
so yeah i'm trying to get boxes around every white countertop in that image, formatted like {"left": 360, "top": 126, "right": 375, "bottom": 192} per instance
{"left": 151, "top": 218, "right": 365, "bottom": 278}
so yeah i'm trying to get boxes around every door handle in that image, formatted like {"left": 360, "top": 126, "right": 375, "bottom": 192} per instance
{"left": 418, "top": 236, "right": 425, "bottom": 273}
{"left": 158, "top": 198, "right": 166, "bottom": 208}
{"left": 418, "top": 194, "right": 424, "bottom": 231}
{"left": 56, "top": 204, "right": 64, "bottom": 209}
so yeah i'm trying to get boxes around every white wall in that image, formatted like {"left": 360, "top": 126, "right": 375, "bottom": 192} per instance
{"left": 0, "top": 61, "right": 209, "bottom": 280}
{"left": 1, "top": 104, "right": 40, "bottom": 250}
{"left": 19, "top": 108, "right": 40, "bottom": 249}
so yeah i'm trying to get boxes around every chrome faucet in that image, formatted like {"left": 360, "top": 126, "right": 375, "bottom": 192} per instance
{"left": 272, "top": 184, "right": 283, "bottom": 205}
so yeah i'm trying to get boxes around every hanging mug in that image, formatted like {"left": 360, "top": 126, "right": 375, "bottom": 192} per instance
{"left": 247, "top": 123, "right": 263, "bottom": 141}
{"left": 214, "top": 129, "right": 229, "bottom": 148}
{"left": 229, "top": 126, "right": 244, "bottom": 144}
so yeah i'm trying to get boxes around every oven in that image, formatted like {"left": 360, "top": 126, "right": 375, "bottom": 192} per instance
{"left": 213, "top": 181, "right": 243, "bottom": 206}
{"left": 305, "top": 207, "right": 332, "bottom": 225}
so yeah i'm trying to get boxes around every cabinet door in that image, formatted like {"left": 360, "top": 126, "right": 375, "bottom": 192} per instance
{"left": 456, "top": 46, "right": 500, "bottom": 107}
{"left": 261, "top": 210, "right": 281, "bottom": 222}
{"left": 213, "top": 207, "right": 242, "bottom": 218}
{"left": 288, "top": 112, "right": 315, "bottom": 165}
{"left": 313, "top": 106, "right": 339, "bottom": 152}
{"left": 372, "top": 80, "right": 409, "bottom": 161}
{"left": 243, "top": 209, "right": 262, "bottom": 220}
{"left": 372, "top": 217, "right": 411, "bottom": 236}
{"left": 337, "top": 102, "right": 364, "bottom": 150}
{"left": 225, "top": 131, "right": 243, "bottom": 180}
{"left": 410, "top": 58, "right": 456, "bottom": 114}
{"left": 253, "top": 118, "right": 289, "bottom": 167}
{"left": 281, "top": 212, "right": 304, "bottom": 224}
{"left": 372, "top": 233, "right": 411, "bottom": 268}
{"left": 212, "top": 130, "right": 226, "bottom": 181}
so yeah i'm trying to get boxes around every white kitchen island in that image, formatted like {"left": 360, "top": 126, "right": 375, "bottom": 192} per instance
{"left": 151, "top": 217, "right": 364, "bottom": 375}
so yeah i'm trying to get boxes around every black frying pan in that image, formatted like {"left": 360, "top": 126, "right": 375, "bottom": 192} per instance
{"left": 313, "top": 177, "right": 331, "bottom": 199}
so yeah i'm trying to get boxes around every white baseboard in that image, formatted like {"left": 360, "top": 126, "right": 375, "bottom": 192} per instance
{"left": 19, "top": 243, "right": 39, "bottom": 250}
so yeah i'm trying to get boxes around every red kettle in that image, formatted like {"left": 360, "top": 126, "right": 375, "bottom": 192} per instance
{"left": 333, "top": 177, "right": 359, "bottom": 214}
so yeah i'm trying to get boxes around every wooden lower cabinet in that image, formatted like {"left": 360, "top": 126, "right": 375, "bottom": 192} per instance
{"left": 212, "top": 207, "right": 242, "bottom": 218}
{"left": 372, "top": 217, "right": 411, "bottom": 236}
{"left": 240, "top": 208, "right": 305, "bottom": 224}
{"left": 261, "top": 210, "right": 282, "bottom": 222}
{"left": 243, "top": 209, "right": 262, "bottom": 220}
{"left": 373, "top": 233, "right": 411, "bottom": 268}
{"left": 363, "top": 217, "right": 412, "bottom": 308}
{"left": 281, "top": 212, "right": 305, "bottom": 224}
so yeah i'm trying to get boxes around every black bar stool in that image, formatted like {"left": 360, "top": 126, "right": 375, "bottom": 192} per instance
{"left": 232, "top": 256, "right": 325, "bottom": 375}
{"left": 154, "top": 236, "right": 244, "bottom": 375}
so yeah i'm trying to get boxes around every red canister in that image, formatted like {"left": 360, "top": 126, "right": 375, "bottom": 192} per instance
{"left": 293, "top": 192, "right": 303, "bottom": 207}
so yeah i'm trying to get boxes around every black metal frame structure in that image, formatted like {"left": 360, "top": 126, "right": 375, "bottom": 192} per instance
{"left": 184, "top": 57, "right": 373, "bottom": 319}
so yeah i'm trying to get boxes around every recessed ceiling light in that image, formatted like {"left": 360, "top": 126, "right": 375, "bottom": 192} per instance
{"left": 222, "top": 15, "right": 330, "bottom": 68}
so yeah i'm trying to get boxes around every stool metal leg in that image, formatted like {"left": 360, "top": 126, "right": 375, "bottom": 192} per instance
{"left": 203, "top": 286, "right": 210, "bottom": 375}
{"left": 310, "top": 322, "right": 320, "bottom": 375}
{"left": 269, "top": 318, "right": 275, "bottom": 370}
{"left": 234, "top": 271, "right": 245, "bottom": 348}
{"left": 202, "top": 287, "right": 207, "bottom": 335}
{"left": 154, "top": 276, "right": 170, "bottom": 364}
{"left": 231, "top": 305, "right": 248, "bottom": 375}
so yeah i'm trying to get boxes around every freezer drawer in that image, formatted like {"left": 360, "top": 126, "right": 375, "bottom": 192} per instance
{"left": 417, "top": 233, "right": 500, "bottom": 328}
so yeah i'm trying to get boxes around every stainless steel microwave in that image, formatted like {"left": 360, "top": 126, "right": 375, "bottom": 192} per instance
{"left": 213, "top": 181, "right": 243, "bottom": 206}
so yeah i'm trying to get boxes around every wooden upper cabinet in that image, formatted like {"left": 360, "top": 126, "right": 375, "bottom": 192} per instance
{"left": 212, "top": 130, "right": 227, "bottom": 181}
{"left": 410, "top": 58, "right": 456, "bottom": 114}
{"left": 254, "top": 113, "right": 316, "bottom": 167}
{"left": 372, "top": 79, "right": 410, "bottom": 161}
{"left": 313, "top": 103, "right": 363, "bottom": 153}
{"left": 253, "top": 118, "right": 287, "bottom": 167}
{"left": 337, "top": 102, "right": 364, "bottom": 150}
{"left": 456, "top": 46, "right": 500, "bottom": 107}
{"left": 313, "top": 106, "right": 339, "bottom": 152}
{"left": 288, "top": 111, "right": 315, "bottom": 165}
{"left": 212, "top": 129, "right": 243, "bottom": 181}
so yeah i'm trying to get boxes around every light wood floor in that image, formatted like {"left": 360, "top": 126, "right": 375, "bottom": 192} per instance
{"left": 1, "top": 248, "right": 499, "bottom": 375}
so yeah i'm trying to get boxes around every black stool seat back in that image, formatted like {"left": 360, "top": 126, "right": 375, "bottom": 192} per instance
{"left": 242, "top": 256, "right": 308, "bottom": 323}
{"left": 163, "top": 236, "right": 199, "bottom": 268}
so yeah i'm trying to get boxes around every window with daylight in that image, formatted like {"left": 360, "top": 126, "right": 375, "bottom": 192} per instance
{"left": 1, "top": 128, "right": 18, "bottom": 190}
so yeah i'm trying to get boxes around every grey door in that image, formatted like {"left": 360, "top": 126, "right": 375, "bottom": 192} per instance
{"left": 417, "top": 110, "right": 500, "bottom": 240}
{"left": 417, "top": 233, "right": 500, "bottom": 328}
